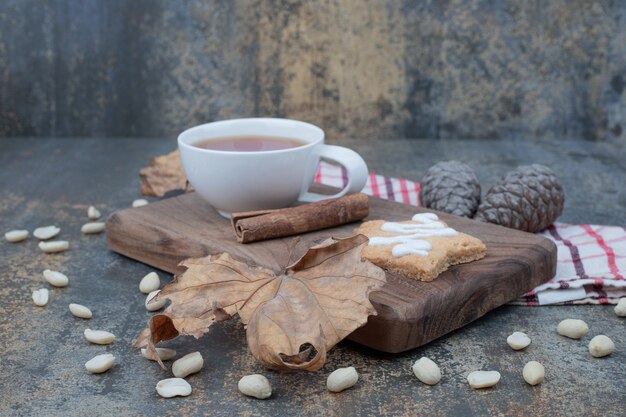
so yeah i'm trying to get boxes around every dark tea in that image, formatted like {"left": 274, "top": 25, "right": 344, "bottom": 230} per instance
{"left": 194, "top": 135, "right": 306, "bottom": 152}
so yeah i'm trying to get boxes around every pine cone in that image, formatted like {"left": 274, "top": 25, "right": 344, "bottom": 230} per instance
{"left": 419, "top": 161, "right": 481, "bottom": 217}
{"left": 475, "top": 164, "right": 564, "bottom": 232}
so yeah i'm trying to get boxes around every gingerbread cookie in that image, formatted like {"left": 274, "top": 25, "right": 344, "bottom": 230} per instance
{"left": 356, "top": 212, "right": 486, "bottom": 282}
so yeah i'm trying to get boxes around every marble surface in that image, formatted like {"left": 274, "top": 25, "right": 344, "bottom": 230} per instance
{"left": 1, "top": 137, "right": 624, "bottom": 416}
{"left": 1, "top": 1, "right": 625, "bottom": 142}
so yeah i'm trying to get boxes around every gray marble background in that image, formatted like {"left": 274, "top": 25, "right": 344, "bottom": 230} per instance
{"left": 1, "top": 0, "right": 624, "bottom": 142}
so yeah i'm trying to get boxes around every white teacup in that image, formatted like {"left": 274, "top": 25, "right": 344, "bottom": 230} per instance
{"left": 177, "top": 118, "right": 368, "bottom": 217}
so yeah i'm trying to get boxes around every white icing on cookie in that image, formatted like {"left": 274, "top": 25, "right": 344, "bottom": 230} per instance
{"left": 391, "top": 241, "right": 432, "bottom": 257}
{"left": 368, "top": 213, "right": 459, "bottom": 257}
{"left": 412, "top": 213, "right": 440, "bottom": 222}
{"left": 369, "top": 235, "right": 434, "bottom": 247}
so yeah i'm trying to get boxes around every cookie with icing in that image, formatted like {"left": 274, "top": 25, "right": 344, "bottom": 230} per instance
{"left": 356, "top": 212, "right": 486, "bottom": 282}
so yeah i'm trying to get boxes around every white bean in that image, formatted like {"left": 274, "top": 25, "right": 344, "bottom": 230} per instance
{"left": 238, "top": 374, "right": 272, "bottom": 399}
{"left": 43, "top": 269, "right": 69, "bottom": 287}
{"left": 141, "top": 347, "right": 177, "bottom": 361}
{"left": 522, "top": 361, "right": 545, "bottom": 386}
{"left": 32, "top": 288, "right": 49, "bottom": 306}
{"left": 69, "top": 303, "right": 92, "bottom": 319}
{"left": 5, "top": 230, "right": 28, "bottom": 242}
{"left": 81, "top": 222, "right": 105, "bottom": 234}
{"left": 85, "top": 354, "right": 116, "bottom": 374}
{"left": 507, "top": 331, "right": 531, "bottom": 350}
{"left": 33, "top": 225, "right": 60, "bottom": 240}
{"left": 412, "top": 357, "right": 441, "bottom": 385}
{"left": 467, "top": 371, "right": 501, "bottom": 389}
{"left": 588, "top": 335, "right": 615, "bottom": 358}
{"left": 327, "top": 367, "right": 359, "bottom": 393}
{"left": 557, "top": 319, "right": 589, "bottom": 339}
{"left": 145, "top": 290, "right": 167, "bottom": 312}
{"left": 172, "top": 352, "right": 203, "bottom": 378}
{"left": 39, "top": 240, "right": 69, "bottom": 253}
{"left": 139, "top": 272, "right": 160, "bottom": 294}
{"left": 84, "top": 328, "right": 115, "bottom": 345}
{"left": 132, "top": 199, "right": 149, "bottom": 208}
{"left": 615, "top": 298, "right": 626, "bottom": 317}
{"left": 87, "top": 206, "right": 101, "bottom": 220}
{"left": 156, "top": 378, "right": 192, "bottom": 398}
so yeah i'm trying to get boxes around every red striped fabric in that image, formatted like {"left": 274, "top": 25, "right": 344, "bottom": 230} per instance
{"left": 314, "top": 161, "right": 626, "bottom": 306}
{"left": 581, "top": 224, "right": 623, "bottom": 279}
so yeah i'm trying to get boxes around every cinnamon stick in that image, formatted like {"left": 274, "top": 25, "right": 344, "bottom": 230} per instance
{"left": 231, "top": 193, "right": 369, "bottom": 243}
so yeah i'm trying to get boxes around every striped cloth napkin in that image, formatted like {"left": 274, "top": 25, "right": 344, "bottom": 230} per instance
{"left": 315, "top": 161, "right": 626, "bottom": 306}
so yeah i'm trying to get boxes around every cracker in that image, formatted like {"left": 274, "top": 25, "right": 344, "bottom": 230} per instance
{"left": 356, "top": 214, "right": 486, "bottom": 282}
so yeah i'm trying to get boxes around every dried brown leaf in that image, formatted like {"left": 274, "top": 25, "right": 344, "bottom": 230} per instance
{"left": 139, "top": 149, "right": 189, "bottom": 197}
{"left": 133, "top": 235, "right": 386, "bottom": 371}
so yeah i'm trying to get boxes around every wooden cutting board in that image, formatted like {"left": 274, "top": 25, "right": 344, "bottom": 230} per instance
{"left": 106, "top": 189, "right": 556, "bottom": 353}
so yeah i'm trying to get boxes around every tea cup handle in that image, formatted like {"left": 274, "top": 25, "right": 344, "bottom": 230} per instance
{"left": 298, "top": 144, "right": 368, "bottom": 203}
